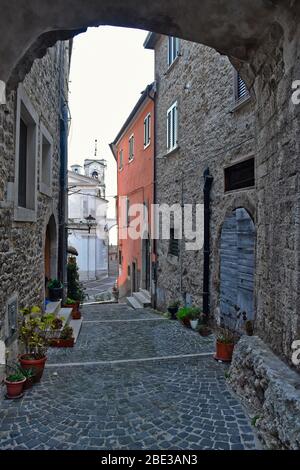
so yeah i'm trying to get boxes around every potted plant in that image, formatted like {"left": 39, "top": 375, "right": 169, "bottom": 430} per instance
{"left": 47, "top": 279, "right": 63, "bottom": 302}
{"left": 51, "top": 325, "right": 74, "bottom": 348}
{"left": 4, "top": 369, "right": 26, "bottom": 399}
{"left": 19, "top": 306, "right": 55, "bottom": 382}
{"left": 168, "top": 300, "right": 180, "bottom": 320}
{"left": 176, "top": 307, "right": 191, "bottom": 327}
{"left": 198, "top": 324, "right": 212, "bottom": 337}
{"left": 67, "top": 261, "right": 85, "bottom": 317}
{"left": 64, "top": 297, "right": 81, "bottom": 319}
{"left": 188, "top": 307, "right": 202, "bottom": 330}
{"left": 215, "top": 326, "right": 238, "bottom": 362}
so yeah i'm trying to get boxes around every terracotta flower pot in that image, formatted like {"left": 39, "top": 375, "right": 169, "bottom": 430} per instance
{"left": 5, "top": 377, "right": 26, "bottom": 398}
{"left": 64, "top": 302, "right": 81, "bottom": 319}
{"left": 19, "top": 355, "right": 47, "bottom": 383}
{"left": 182, "top": 317, "right": 191, "bottom": 328}
{"left": 50, "top": 338, "right": 74, "bottom": 348}
{"left": 215, "top": 341, "right": 234, "bottom": 362}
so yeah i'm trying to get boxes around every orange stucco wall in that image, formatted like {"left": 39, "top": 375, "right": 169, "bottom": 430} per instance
{"left": 116, "top": 97, "right": 154, "bottom": 298}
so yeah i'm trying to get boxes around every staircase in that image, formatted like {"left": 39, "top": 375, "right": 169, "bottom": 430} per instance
{"left": 45, "top": 301, "right": 83, "bottom": 343}
{"left": 126, "top": 289, "right": 151, "bottom": 309}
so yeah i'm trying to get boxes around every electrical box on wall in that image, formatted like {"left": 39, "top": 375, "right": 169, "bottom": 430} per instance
{"left": 5, "top": 295, "right": 18, "bottom": 344}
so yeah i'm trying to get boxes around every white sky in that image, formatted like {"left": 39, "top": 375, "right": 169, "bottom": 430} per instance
{"left": 68, "top": 27, "right": 154, "bottom": 245}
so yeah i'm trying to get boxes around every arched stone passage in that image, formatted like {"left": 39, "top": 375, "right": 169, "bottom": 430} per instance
{"left": 219, "top": 208, "right": 256, "bottom": 323}
{"left": 44, "top": 214, "right": 58, "bottom": 285}
{"left": 0, "top": 0, "right": 293, "bottom": 92}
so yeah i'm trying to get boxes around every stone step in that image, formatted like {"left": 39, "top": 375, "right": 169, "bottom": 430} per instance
{"left": 133, "top": 291, "right": 151, "bottom": 307}
{"left": 45, "top": 301, "right": 61, "bottom": 316}
{"left": 68, "top": 318, "right": 83, "bottom": 344}
{"left": 126, "top": 296, "right": 143, "bottom": 309}
{"left": 139, "top": 289, "right": 151, "bottom": 302}
{"left": 57, "top": 307, "right": 73, "bottom": 328}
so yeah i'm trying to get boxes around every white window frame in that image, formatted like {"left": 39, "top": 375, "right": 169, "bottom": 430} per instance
{"left": 129, "top": 134, "right": 134, "bottom": 162}
{"left": 119, "top": 149, "right": 124, "bottom": 171}
{"left": 40, "top": 123, "right": 53, "bottom": 197}
{"left": 144, "top": 113, "right": 151, "bottom": 149}
{"left": 168, "top": 37, "right": 180, "bottom": 67}
{"left": 14, "top": 85, "right": 38, "bottom": 222}
{"left": 167, "top": 101, "right": 178, "bottom": 152}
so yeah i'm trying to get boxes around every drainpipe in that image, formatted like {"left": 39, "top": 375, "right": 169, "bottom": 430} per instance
{"left": 147, "top": 83, "right": 157, "bottom": 308}
{"left": 203, "top": 168, "right": 213, "bottom": 321}
{"left": 58, "top": 43, "right": 69, "bottom": 294}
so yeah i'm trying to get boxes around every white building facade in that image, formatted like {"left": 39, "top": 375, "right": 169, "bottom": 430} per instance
{"left": 68, "top": 159, "right": 109, "bottom": 281}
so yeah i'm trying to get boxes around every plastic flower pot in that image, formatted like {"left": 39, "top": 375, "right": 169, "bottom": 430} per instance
{"left": 19, "top": 355, "right": 47, "bottom": 383}
{"left": 168, "top": 306, "right": 178, "bottom": 320}
{"left": 48, "top": 287, "right": 63, "bottom": 302}
{"left": 5, "top": 377, "right": 26, "bottom": 398}
{"left": 190, "top": 319, "right": 199, "bottom": 330}
{"left": 214, "top": 341, "right": 234, "bottom": 362}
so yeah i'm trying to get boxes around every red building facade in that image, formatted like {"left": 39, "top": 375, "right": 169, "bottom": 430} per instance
{"left": 110, "top": 83, "right": 155, "bottom": 300}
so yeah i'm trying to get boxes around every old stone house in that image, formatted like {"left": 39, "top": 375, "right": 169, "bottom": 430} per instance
{"left": 0, "top": 41, "right": 71, "bottom": 370}
{"left": 145, "top": 34, "right": 256, "bottom": 322}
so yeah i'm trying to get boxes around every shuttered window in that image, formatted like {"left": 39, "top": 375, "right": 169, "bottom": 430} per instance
{"left": 167, "top": 102, "right": 178, "bottom": 152}
{"left": 144, "top": 113, "right": 151, "bottom": 148}
{"left": 168, "top": 37, "right": 180, "bottom": 66}
{"left": 129, "top": 135, "right": 134, "bottom": 161}
{"left": 18, "top": 118, "right": 28, "bottom": 208}
{"left": 236, "top": 72, "right": 249, "bottom": 102}
{"left": 119, "top": 150, "right": 123, "bottom": 170}
{"left": 225, "top": 158, "right": 255, "bottom": 192}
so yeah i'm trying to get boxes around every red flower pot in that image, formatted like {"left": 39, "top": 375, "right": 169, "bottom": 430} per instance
{"left": 215, "top": 341, "right": 234, "bottom": 362}
{"left": 50, "top": 338, "right": 74, "bottom": 348}
{"left": 64, "top": 302, "right": 81, "bottom": 320}
{"left": 182, "top": 317, "right": 191, "bottom": 328}
{"left": 5, "top": 378, "right": 26, "bottom": 398}
{"left": 19, "top": 355, "right": 47, "bottom": 383}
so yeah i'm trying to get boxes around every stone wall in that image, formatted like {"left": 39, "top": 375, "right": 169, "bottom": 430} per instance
{"left": 0, "top": 42, "right": 70, "bottom": 372}
{"left": 154, "top": 36, "right": 255, "bottom": 313}
{"left": 229, "top": 336, "right": 300, "bottom": 449}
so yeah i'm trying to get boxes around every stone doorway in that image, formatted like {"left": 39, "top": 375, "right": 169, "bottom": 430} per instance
{"left": 44, "top": 215, "right": 58, "bottom": 295}
{"left": 220, "top": 208, "right": 256, "bottom": 322}
{"left": 142, "top": 238, "right": 151, "bottom": 292}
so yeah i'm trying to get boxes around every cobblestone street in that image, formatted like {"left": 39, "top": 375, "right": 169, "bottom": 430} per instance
{"left": 0, "top": 304, "right": 259, "bottom": 450}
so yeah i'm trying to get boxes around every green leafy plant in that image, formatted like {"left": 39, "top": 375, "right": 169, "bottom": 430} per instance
{"left": 177, "top": 306, "right": 202, "bottom": 321}
{"left": 19, "top": 307, "right": 56, "bottom": 359}
{"left": 51, "top": 317, "right": 63, "bottom": 330}
{"left": 176, "top": 307, "right": 191, "bottom": 321}
{"left": 251, "top": 415, "right": 260, "bottom": 427}
{"left": 67, "top": 261, "right": 85, "bottom": 302}
{"left": 65, "top": 297, "right": 76, "bottom": 305}
{"left": 48, "top": 279, "right": 63, "bottom": 289}
{"left": 5, "top": 363, "right": 34, "bottom": 382}
{"left": 60, "top": 325, "right": 74, "bottom": 340}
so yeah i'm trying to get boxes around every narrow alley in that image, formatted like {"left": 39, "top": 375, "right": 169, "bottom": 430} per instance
{"left": 0, "top": 304, "right": 258, "bottom": 451}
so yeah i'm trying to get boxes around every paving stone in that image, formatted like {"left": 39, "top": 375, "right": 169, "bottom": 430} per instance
{"left": 0, "top": 304, "right": 259, "bottom": 450}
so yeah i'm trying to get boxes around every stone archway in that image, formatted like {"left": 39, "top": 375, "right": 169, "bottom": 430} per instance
{"left": 0, "top": 0, "right": 293, "bottom": 98}
{"left": 219, "top": 208, "right": 256, "bottom": 323}
{"left": 44, "top": 214, "right": 58, "bottom": 286}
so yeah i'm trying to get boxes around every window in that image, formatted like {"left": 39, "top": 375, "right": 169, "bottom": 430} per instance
{"left": 144, "top": 114, "right": 151, "bottom": 148}
{"left": 119, "top": 150, "right": 123, "bottom": 170}
{"left": 126, "top": 197, "right": 130, "bottom": 227}
{"left": 14, "top": 85, "right": 38, "bottom": 222}
{"left": 235, "top": 71, "right": 250, "bottom": 103}
{"left": 92, "top": 170, "right": 98, "bottom": 179}
{"left": 169, "top": 228, "right": 179, "bottom": 257}
{"left": 119, "top": 250, "right": 122, "bottom": 265}
{"left": 168, "top": 37, "right": 180, "bottom": 67}
{"left": 83, "top": 198, "right": 89, "bottom": 218}
{"left": 167, "top": 102, "right": 178, "bottom": 152}
{"left": 40, "top": 123, "right": 53, "bottom": 197}
{"left": 129, "top": 135, "right": 134, "bottom": 161}
{"left": 225, "top": 158, "right": 255, "bottom": 192}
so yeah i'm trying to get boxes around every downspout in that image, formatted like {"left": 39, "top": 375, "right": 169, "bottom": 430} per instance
{"left": 147, "top": 84, "right": 157, "bottom": 309}
{"left": 58, "top": 43, "right": 69, "bottom": 293}
{"left": 203, "top": 168, "right": 213, "bottom": 321}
